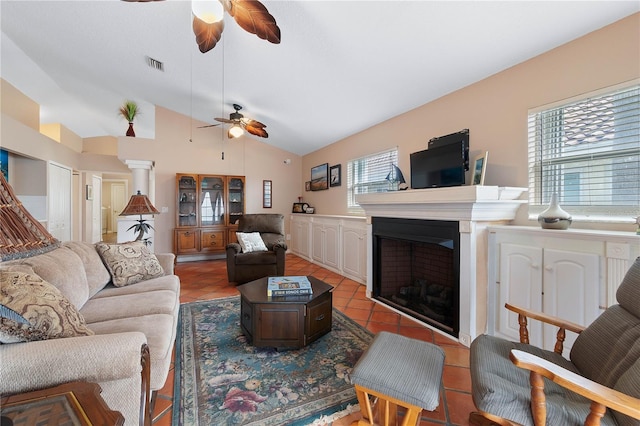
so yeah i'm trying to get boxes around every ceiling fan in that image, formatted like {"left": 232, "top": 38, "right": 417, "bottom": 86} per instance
{"left": 122, "top": 0, "right": 281, "bottom": 53}
{"left": 199, "top": 103, "right": 268, "bottom": 138}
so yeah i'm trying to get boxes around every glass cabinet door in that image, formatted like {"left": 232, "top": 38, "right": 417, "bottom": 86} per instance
{"left": 228, "top": 177, "right": 244, "bottom": 225}
{"left": 177, "top": 174, "right": 197, "bottom": 227}
{"left": 200, "top": 176, "right": 225, "bottom": 226}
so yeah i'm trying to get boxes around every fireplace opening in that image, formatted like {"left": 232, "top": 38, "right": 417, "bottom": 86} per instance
{"left": 372, "top": 217, "right": 460, "bottom": 337}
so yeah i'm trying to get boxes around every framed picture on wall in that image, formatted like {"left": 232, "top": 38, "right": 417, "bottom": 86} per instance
{"left": 330, "top": 164, "right": 341, "bottom": 187}
{"left": 305, "top": 181, "right": 311, "bottom": 191}
{"left": 0, "top": 149, "right": 8, "bottom": 181}
{"left": 310, "top": 163, "right": 328, "bottom": 191}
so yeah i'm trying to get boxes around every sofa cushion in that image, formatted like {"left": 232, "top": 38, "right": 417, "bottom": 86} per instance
{"left": 91, "top": 274, "right": 180, "bottom": 299}
{"left": 17, "top": 246, "right": 90, "bottom": 309}
{"left": 0, "top": 271, "right": 94, "bottom": 343}
{"left": 63, "top": 241, "right": 111, "bottom": 297}
{"left": 81, "top": 290, "right": 178, "bottom": 324}
{"left": 236, "top": 232, "right": 268, "bottom": 253}
{"left": 95, "top": 241, "right": 164, "bottom": 287}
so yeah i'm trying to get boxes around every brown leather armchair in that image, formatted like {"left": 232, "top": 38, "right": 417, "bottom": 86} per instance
{"left": 226, "top": 214, "right": 287, "bottom": 284}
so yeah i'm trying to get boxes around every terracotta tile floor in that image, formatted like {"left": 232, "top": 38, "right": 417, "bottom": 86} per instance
{"left": 152, "top": 253, "right": 475, "bottom": 425}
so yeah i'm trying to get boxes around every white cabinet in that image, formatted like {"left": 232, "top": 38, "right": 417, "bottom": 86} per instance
{"left": 497, "top": 243, "right": 599, "bottom": 351}
{"left": 290, "top": 215, "right": 367, "bottom": 284}
{"left": 311, "top": 219, "right": 339, "bottom": 270}
{"left": 489, "top": 225, "right": 640, "bottom": 353}
{"left": 341, "top": 221, "right": 367, "bottom": 281}
{"left": 291, "top": 215, "right": 311, "bottom": 259}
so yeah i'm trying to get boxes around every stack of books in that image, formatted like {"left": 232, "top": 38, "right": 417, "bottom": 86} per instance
{"left": 267, "top": 276, "right": 313, "bottom": 297}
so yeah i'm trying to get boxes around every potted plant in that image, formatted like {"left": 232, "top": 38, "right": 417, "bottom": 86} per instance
{"left": 119, "top": 100, "right": 140, "bottom": 137}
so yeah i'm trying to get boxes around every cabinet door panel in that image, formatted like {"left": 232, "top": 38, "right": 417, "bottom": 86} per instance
{"left": 175, "top": 230, "right": 199, "bottom": 253}
{"left": 324, "top": 224, "right": 340, "bottom": 269}
{"left": 342, "top": 226, "right": 366, "bottom": 280}
{"left": 311, "top": 223, "right": 324, "bottom": 262}
{"left": 542, "top": 249, "right": 600, "bottom": 351}
{"left": 498, "top": 243, "right": 543, "bottom": 345}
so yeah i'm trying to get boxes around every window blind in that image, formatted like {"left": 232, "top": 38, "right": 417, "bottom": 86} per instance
{"left": 527, "top": 84, "right": 640, "bottom": 221}
{"left": 347, "top": 148, "right": 398, "bottom": 210}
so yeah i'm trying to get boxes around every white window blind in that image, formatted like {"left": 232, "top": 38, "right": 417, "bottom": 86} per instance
{"left": 347, "top": 148, "right": 398, "bottom": 210}
{"left": 527, "top": 84, "right": 640, "bottom": 222}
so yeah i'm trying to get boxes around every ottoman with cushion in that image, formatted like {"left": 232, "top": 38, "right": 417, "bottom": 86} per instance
{"left": 350, "top": 331, "right": 445, "bottom": 426}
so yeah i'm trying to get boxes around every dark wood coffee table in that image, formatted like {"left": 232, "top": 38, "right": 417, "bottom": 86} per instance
{"left": 237, "top": 276, "right": 333, "bottom": 349}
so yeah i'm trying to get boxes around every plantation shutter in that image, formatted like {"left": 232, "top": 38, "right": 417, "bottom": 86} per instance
{"left": 527, "top": 84, "right": 640, "bottom": 221}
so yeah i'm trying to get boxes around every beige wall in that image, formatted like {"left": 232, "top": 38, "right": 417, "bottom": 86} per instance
{"left": 301, "top": 13, "right": 639, "bottom": 232}
{"left": 1, "top": 79, "right": 39, "bottom": 131}
{"left": 115, "top": 106, "right": 302, "bottom": 253}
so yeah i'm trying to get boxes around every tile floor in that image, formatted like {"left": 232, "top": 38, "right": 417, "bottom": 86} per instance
{"left": 151, "top": 253, "right": 475, "bottom": 426}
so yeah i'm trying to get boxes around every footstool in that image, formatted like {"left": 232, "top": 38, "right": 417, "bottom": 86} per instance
{"left": 350, "top": 331, "right": 445, "bottom": 426}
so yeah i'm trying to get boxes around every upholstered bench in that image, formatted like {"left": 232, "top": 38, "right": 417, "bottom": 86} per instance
{"left": 350, "top": 331, "right": 445, "bottom": 426}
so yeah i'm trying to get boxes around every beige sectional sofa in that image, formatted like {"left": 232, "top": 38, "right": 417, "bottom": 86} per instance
{"left": 0, "top": 240, "right": 180, "bottom": 425}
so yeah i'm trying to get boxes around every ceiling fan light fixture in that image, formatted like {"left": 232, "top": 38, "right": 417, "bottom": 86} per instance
{"left": 192, "top": 0, "right": 224, "bottom": 24}
{"left": 228, "top": 124, "right": 244, "bottom": 138}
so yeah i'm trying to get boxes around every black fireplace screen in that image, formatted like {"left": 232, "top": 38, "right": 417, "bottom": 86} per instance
{"left": 372, "top": 217, "right": 460, "bottom": 337}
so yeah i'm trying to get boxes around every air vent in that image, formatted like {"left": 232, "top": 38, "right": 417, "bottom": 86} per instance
{"left": 145, "top": 56, "right": 164, "bottom": 72}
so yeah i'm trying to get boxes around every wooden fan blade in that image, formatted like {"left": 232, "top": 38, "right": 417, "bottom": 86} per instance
{"left": 197, "top": 124, "right": 221, "bottom": 128}
{"left": 244, "top": 121, "right": 268, "bottom": 138}
{"left": 192, "top": 16, "right": 225, "bottom": 53}
{"left": 227, "top": 0, "right": 281, "bottom": 44}
{"left": 215, "top": 117, "right": 235, "bottom": 124}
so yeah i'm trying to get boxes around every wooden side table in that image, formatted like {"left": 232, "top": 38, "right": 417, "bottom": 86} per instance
{"left": 1, "top": 381, "right": 124, "bottom": 426}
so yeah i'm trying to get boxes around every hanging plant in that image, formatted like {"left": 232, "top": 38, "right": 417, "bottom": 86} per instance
{"left": 119, "top": 100, "right": 140, "bottom": 137}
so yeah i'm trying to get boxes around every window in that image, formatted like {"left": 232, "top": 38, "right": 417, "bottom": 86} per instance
{"left": 347, "top": 148, "right": 398, "bottom": 211}
{"left": 527, "top": 83, "right": 640, "bottom": 222}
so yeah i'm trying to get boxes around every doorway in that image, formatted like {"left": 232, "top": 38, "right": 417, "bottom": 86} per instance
{"left": 102, "top": 179, "right": 128, "bottom": 243}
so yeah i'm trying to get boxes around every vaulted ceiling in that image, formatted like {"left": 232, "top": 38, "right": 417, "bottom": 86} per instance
{"left": 1, "top": 1, "right": 638, "bottom": 155}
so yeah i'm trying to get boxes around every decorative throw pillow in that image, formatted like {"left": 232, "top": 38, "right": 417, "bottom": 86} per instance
{"left": 236, "top": 232, "right": 268, "bottom": 253}
{"left": 95, "top": 241, "right": 164, "bottom": 287}
{"left": 0, "top": 271, "right": 94, "bottom": 344}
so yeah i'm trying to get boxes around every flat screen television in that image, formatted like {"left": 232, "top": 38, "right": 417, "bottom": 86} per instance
{"left": 410, "top": 130, "right": 469, "bottom": 189}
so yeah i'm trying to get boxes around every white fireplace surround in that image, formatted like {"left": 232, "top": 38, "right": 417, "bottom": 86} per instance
{"left": 356, "top": 186, "right": 527, "bottom": 347}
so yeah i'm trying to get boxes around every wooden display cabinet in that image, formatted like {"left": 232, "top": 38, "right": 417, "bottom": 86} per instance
{"left": 174, "top": 174, "right": 245, "bottom": 261}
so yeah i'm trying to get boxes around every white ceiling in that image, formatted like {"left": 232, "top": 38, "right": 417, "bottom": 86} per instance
{"left": 1, "top": 1, "right": 638, "bottom": 156}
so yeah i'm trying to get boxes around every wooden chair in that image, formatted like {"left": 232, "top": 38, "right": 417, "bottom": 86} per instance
{"left": 469, "top": 257, "right": 640, "bottom": 426}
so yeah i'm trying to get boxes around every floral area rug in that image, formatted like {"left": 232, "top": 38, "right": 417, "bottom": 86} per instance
{"left": 172, "top": 296, "right": 373, "bottom": 425}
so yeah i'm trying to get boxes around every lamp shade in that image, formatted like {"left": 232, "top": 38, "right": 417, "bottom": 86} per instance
{"left": 228, "top": 124, "right": 244, "bottom": 138}
{"left": 119, "top": 191, "right": 160, "bottom": 216}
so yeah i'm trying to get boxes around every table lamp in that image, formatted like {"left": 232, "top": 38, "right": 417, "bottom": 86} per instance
{"left": 119, "top": 190, "right": 160, "bottom": 241}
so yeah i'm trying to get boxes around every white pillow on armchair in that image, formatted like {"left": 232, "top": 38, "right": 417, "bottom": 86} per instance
{"left": 236, "top": 232, "right": 268, "bottom": 253}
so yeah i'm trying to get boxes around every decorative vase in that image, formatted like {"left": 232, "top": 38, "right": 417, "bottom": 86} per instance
{"left": 538, "top": 192, "right": 572, "bottom": 230}
{"left": 126, "top": 122, "right": 136, "bottom": 137}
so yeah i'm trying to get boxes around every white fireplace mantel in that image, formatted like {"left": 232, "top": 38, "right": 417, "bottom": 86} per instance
{"left": 357, "top": 186, "right": 527, "bottom": 347}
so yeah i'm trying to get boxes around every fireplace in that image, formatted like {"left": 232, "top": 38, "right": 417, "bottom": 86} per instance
{"left": 356, "top": 185, "right": 526, "bottom": 346}
{"left": 373, "top": 217, "right": 460, "bottom": 337}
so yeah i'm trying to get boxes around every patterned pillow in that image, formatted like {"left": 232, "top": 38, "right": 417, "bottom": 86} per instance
{"left": 95, "top": 241, "right": 164, "bottom": 287}
{"left": 0, "top": 271, "right": 94, "bottom": 343}
{"left": 236, "top": 232, "right": 268, "bottom": 253}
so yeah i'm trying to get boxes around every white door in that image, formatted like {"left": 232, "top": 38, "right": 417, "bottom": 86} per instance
{"left": 498, "top": 243, "right": 543, "bottom": 346}
{"left": 342, "top": 224, "right": 366, "bottom": 281}
{"left": 110, "top": 183, "right": 127, "bottom": 233}
{"left": 91, "top": 175, "right": 102, "bottom": 243}
{"left": 48, "top": 162, "right": 72, "bottom": 242}
{"left": 542, "top": 249, "right": 600, "bottom": 352}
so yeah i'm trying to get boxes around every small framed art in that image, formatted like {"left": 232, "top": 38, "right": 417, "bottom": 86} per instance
{"left": 310, "top": 163, "right": 329, "bottom": 191}
{"left": 330, "top": 164, "right": 341, "bottom": 187}
{"left": 472, "top": 151, "right": 488, "bottom": 185}
{"left": 86, "top": 184, "right": 93, "bottom": 200}
{"left": 305, "top": 181, "right": 311, "bottom": 192}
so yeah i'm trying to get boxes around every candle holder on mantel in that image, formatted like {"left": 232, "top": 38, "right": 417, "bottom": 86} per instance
{"left": 537, "top": 192, "right": 572, "bottom": 230}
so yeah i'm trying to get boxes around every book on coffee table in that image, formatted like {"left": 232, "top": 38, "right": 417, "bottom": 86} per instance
{"left": 267, "top": 276, "right": 312, "bottom": 296}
